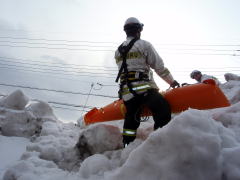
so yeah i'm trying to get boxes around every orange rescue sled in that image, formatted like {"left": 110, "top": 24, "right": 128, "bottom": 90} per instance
{"left": 82, "top": 79, "right": 230, "bottom": 125}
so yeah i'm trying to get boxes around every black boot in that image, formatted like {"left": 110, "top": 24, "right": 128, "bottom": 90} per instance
{"left": 123, "top": 135, "right": 136, "bottom": 148}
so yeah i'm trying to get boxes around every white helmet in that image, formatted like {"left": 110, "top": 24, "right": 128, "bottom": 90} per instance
{"left": 124, "top": 17, "right": 143, "bottom": 32}
{"left": 124, "top": 17, "right": 142, "bottom": 26}
{"left": 190, "top": 70, "right": 201, "bottom": 79}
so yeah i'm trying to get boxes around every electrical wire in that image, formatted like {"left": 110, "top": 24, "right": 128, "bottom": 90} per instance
{"left": 1, "top": 40, "right": 239, "bottom": 53}
{"left": 0, "top": 82, "right": 118, "bottom": 98}
{"left": 0, "top": 61, "right": 117, "bottom": 76}
{"left": 0, "top": 65, "right": 115, "bottom": 79}
{"left": 0, "top": 35, "right": 239, "bottom": 55}
{"left": 1, "top": 36, "right": 239, "bottom": 47}
{"left": 0, "top": 36, "right": 119, "bottom": 44}
{"left": 51, "top": 105, "right": 89, "bottom": 112}
{"left": 0, "top": 56, "right": 117, "bottom": 71}
{"left": 0, "top": 44, "right": 115, "bottom": 52}
{"left": 1, "top": 55, "right": 240, "bottom": 72}
{"left": 0, "top": 40, "right": 117, "bottom": 48}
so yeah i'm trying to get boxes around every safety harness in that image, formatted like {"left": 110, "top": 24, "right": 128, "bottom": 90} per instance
{"left": 115, "top": 38, "right": 150, "bottom": 99}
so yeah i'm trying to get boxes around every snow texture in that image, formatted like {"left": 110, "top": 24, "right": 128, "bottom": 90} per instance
{"left": 1, "top": 74, "right": 240, "bottom": 180}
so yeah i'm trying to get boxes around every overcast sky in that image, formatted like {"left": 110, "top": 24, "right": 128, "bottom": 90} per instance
{"left": 0, "top": 0, "right": 240, "bottom": 122}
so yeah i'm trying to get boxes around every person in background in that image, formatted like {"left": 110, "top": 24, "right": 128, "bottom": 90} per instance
{"left": 115, "top": 17, "right": 180, "bottom": 147}
{"left": 190, "top": 70, "right": 221, "bottom": 85}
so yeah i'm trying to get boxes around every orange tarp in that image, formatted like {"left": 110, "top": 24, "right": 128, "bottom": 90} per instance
{"left": 83, "top": 80, "right": 230, "bottom": 125}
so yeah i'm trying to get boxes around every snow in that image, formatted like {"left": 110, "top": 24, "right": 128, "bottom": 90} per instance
{"left": 1, "top": 73, "right": 240, "bottom": 180}
{"left": 0, "top": 136, "right": 29, "bottom": 179}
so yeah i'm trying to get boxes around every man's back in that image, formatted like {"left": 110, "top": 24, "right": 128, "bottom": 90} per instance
{"left": 201, "top": 74, "right": 221, "bottom": 85}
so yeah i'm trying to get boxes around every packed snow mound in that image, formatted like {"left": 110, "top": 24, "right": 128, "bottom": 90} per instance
{"left": 0, "top": 90, "right": 57, "bottom": 137}
{"left": 221, "top": 74, "right": 240, "bottom": 104}
{"left": 76, "top": 124, "right": 122, "bottom": 158}
{"left": 0, "top": 90, "right": 29, "bottom": 110}
{"left": 106, "top": 104, "right": 240, "bottom": 180}
{"left": 224, "top": 73, "right": 240, "bottom": 81}
{"left": 25, "top": 121, "right": 81, "bottom": 171}
{"left": 0, "top": 110, "right": 42, "bottom": 137}
{"left": 26, "top": 100, "right": 58, "bottom": 121}
{"left": 112, "top": 110, "right": 223, "bottom": 180}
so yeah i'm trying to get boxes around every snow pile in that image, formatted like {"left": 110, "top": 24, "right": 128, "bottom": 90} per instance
{"left": 0, "top": 90, "right": 58, "bottom": 137}
{"left": 107, "top": 109, "right": 223, "bottom": 180}
{"left": 225, "top": 73, "right": 240, "bottom": 82}
{"left": 221, "top": 80, "right": 240, "bottom": 104}
{"left": 0, "top": 136, "right": 30, "bottom": 179}
{"left": 76, "top": 124, "right": 122, "bottom": 158}
{"left": 1, "top": 74, "right": 240, "bottom": 180}
{"left": 0, "top": 90, "right": 29, "bottom": 110}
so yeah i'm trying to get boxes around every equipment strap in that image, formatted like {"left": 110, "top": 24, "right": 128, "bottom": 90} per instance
{"left": 115, "top": 38, "right": 139, "bottom": 83}
{"left": 120, "top": 71, "right": 149, "bottom": 84}
{"left": 115, "top": 38, "right": 139, "bottom": 98}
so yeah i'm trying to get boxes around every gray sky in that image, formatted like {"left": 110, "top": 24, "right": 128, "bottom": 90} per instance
{"left": 0, "top": 0, "right": 240, "bottom": 122}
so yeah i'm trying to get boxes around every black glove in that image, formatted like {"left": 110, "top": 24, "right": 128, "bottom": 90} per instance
{"left": 170, "top": 80, "right": 180, "bottom": 88}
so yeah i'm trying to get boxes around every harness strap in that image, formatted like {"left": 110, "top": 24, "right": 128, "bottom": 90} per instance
{"left": 115, "top": 38, "right": 139, "bottom": 83}
{"left": 115, "top": 38, "right": 139, "bottom": 98}
{"left": 120, "top": 71, "right": 149, "bottom": 84}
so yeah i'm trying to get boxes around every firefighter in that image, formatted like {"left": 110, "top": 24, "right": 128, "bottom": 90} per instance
{"left": 115, "top": 17, "right": 180, "bottom": 147}
{"left": 190, "top": 70, "right": 221, "bottom": 85}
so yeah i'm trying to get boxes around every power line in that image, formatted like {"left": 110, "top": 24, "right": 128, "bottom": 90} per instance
{"left": 1, "top": 36, "right": 239, "bottom": 47}
{"left": 155, "top": 43, "right": 240, "bottom": 47}
{"left": 0, "top": 61, "right": 117, "bottom": 76}
{"left": 159, "top": 48, "right": 238, "bottom": 52}
{"left": 0, "top": 36, "right": 239, "bottom": 55}
{"left": 0, "top": 36, "right": 119, "bottom": 44}
{"left": 50, "top": 105, "right": 89, "bottom": 112}
{"left": 0, "top": 56, "right": 118, "bottom": 69}
{"left": 0, "top": 65, "right": 116, "bottom": 79}
{"left": 1, "top": 59, "right": 239, "bottom": 86}
{"left": 0, "top": 44, "right": 115, "bottom": 52}
{"left": 0, "top": 56, "right": 117, "bottom": 71}
{"left": 0, "top": 65, "right": 118, "bottom": 86}
{"left": 173, "top": 69, "right": 240, "bottom": 73}
{"left": 0, "top": 82, "right": 118, "bottom": 98}
{"left": 0, "top": 40, "right": 117, "bottom": 48}
{"left": 159, "top": 51, "right": 240, "bottom": 56}
{"left": 1, "top": 55, "right": 239, "bottom": 85}
{"left": 1, "top": 55, "right": 240, "bottom": 72}
{"left": 1, "top": 40, "right": 239, "bottom": 52}
{"left": 1, "top": 44, "right": 239, "bottom": 56}
{"left": 47, "top": 101, "right": 97, "bottom": 109}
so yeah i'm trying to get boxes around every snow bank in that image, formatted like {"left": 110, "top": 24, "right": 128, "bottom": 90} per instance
{"left": 224, "top": 73, "right": 240, "bottom": 82}
{"left": 76, "top": 124, "right": 122, "bottom": 158}
{"left": 0, "top": 90, "right": 29, "bottom": 110}
{"left": 0, "top": 136, "right": 29, "bottom": 179}
{"left": 221, "top": 74, "right": 240, "bottom": 104}
{"left": 1, "top": 74, "right": 240, "bottom": 180}
{"left": 106, "top": 109, "right": 223, "bottom": 180}
{"left": 0, "top": 90, "right": 58, "bottom": 137}
{"left": 3, "top": 105, "right": 239, "bottom": 180}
